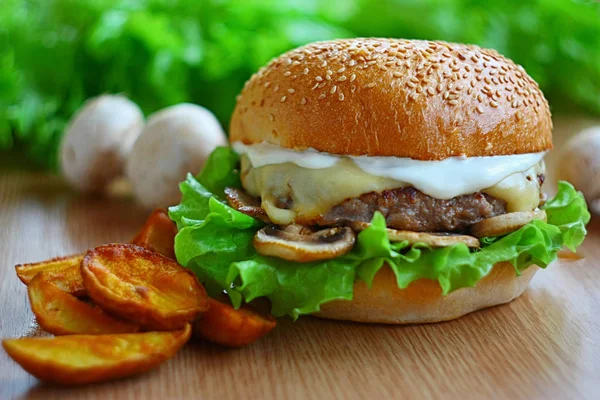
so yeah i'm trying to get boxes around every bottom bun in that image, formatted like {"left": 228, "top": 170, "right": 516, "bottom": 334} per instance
{"left": 315, "top": 262, "right": 538, "bottom": 324}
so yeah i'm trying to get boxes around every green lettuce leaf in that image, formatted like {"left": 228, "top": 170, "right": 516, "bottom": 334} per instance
{"left": 169, "top": 147, "right": 590, "bottom": 319}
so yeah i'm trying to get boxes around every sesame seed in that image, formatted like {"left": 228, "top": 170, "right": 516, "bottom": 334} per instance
{"left": 338, "top": 93, "right": 345, "bottom": 101}
{"left": 409, "top": 93, "right": 418, "bottom": 101}
{"left": 318, "top": 82, "right": 326, "bottom": 88}
{"left": 301, "top": 97, "right": 307, "bottom": 105}
{"left": 311, "top": 83, "right": 319, "bottom": 90}
{"left": 516, "top": 111, "right": 523, "bottom": 120}
{"left": 406, "top": 81, "right": 416, "bottom": 88}
{"left": 316, "top": 76, "right": 323, "bottom": 82}
{"left": 349, "top": 60, "right": 357, "bottom": 67}
{"left": 264, "top": 82, "right": 271, "bottom": 88}
{"left": 350, "top": 74, "right": 356, "bottom": 82}
{"left": 268, "top": 114, "right": 274, "bottom": 121}
{"left": 326, "top": 74, "right": 332, "bottom": 81}
{"left": 410, "top": 76, "right": 419, "bottom": 83}
{"left": 280, "top": 96, "right": 287, "bottom": 102}
{"left": 476, "top": 105, "right": 484, "bottom": 114}
{"left": 337, "top": 67, "right": 346, "bottom": 73}
{"left": 448, "top": 99, "right": 459, "bottom": 105}
{"left": 283, "top": 71, "right": 291, "bottom": 77}
{"left": 477, "top": 94, "right": 483, "bottom": 102}
{"left": 338, "top": 76, "right": 347, "bottom": 82}
{"left": 490, "top": 100, "right": 499, "bottom": 108}
{"left": 393, "top": 71, "right": 403, "bottom": 78}
{"left": 366, "top": 82, "right": 376, "bottom": 88}
{"left": 287, "top": 88, "right": 295, "bottom": 94}
{"left": 319, "top": 93, "right": 326, "bottom": 100}
{"left": 512, "top": 100, "right": 519, "bottom": 108}
{"left": 416, "top": 86, "right": 423, "bottom": 93}
{"left": 303, "top": 68, "right": 309, "bottom": 74}
{"left": 427, "top": 87, "right": 435, "bottom": 96}
{"left": 274, "top": 85, "right": 279, "bottom": 92}
{"left": 327, "top": 70, "right": 333, "bottom": 75}
{"left": 436, "top": 83, "right": 443, "bottom": 93}
{"left": 330, "top": 85, "right": 337, "bottom": 94}
{"left": 443, "top": 92, "right": 449, "bottom": 100}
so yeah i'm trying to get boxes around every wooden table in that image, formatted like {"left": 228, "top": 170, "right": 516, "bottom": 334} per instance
{"left": 1, "top": 116, "right": 600, "bottom": 399}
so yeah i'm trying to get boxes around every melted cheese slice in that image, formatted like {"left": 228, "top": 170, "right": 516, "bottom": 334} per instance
{"left": 235, "top": 142, "right": 546, "bottom": 225}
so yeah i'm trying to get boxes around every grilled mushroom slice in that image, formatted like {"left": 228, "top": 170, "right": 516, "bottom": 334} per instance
{"left": 253, "top": 225, "right": 356, "bottom": 263}
{"left": 350, "top": 222, "right": 479, "bottom": 248}
{"left": 470, "top": 210, "right": 547, "bottom": 238}
{"left": 224, "top": 187, "right": 271, "bottom": 223}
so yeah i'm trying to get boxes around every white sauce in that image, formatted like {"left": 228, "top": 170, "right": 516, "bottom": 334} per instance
{"left": 232, "top": 141, "right": 546, "bottom": 200}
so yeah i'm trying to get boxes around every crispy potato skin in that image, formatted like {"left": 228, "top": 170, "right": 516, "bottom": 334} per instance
{"left": 194, "top": 297, "right": 276, "bottom": 347}
{"left": 2, "top": 324, "right": 191, "bottom": 385}
{"left": 28, "top": 273, "right": 139, "bottom": 335}
{"left": 132, "top": 209, "right": 178, "bottom": 259}
{"left": 16, "top": 254, "right": 86, "bottom": 297}
{"left": 81, "top": 244, "right": 208, "bottom": 331}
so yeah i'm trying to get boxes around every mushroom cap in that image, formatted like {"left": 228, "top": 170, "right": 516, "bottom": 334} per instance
{"left": 126, "top": 103, "right": 227, "bottom": 209}
{"left": 557, "top": 126, "right": 600, "bottom": 213}
{"left": 470, "top": 210, "right": 546, "bottom": 238}
{"left": 60, "top": 95, "right": 144, "bottom": 191}
{"left": 253, "top": 225, "right": 356, "bottom": 262}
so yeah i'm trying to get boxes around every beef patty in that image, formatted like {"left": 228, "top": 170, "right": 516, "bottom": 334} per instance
{"left": 317, "top": 187, "right": 507, "bottom": 233}
{"left": 227, "top": 174, "right": 546, "bottom": 233}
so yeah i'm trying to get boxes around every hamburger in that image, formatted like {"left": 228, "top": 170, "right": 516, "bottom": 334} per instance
{"left": 169, "top": 38, "right": 589, "bottom": 323}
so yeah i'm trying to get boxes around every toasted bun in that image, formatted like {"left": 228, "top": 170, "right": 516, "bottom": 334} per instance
{"left": 315, "top": 262, "right": 538, "bottom": 324}
{"left": 230, "top": 38, "right": 552, "bottom": 160}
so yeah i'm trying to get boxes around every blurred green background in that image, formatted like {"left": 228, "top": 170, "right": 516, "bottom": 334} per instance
{"left": 2, "top": 0, "right": 600, "bottom": 170}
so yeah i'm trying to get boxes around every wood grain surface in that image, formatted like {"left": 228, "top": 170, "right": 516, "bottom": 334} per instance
{"left": 1, "top": 116, "right": 600, "bottom": 399}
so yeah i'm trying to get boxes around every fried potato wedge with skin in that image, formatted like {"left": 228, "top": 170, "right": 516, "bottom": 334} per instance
{"left": 2, "top": 324, "right": 191, "bottom": 385}
{"left": 16, "top": 254, "right": 86, "bottom": 296}
{"left": 28, "top": 273, "right": 139, "bottom": 335}
{"left": 351, "top": 222, "right": 480, "bottom": 248}
{"left": 194, "top": 297, "right": 276, "bottom": 347}
{"left": 132, "top": 209, "right": 178, "bottom": 259}
{"left": 470, "top": 210, "right": 547, "bottom": 238}
{"left": 81, "top": 244, "right": 208, "bottom": 331}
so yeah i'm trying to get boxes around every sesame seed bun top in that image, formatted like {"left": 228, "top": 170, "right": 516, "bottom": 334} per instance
{"left": 230, "top": 38, "right": 552, "bottom": 160}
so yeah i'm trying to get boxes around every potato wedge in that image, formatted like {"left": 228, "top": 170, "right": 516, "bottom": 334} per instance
{"left": 470, "top": 210, "right": 547, "bottom": 238}
{"left": 16, "top": 254, "right": 86, "bottom": 297}
{"left": 194, "top": 297, "right": 276, "bottom": 347}
{"left": 2, "top": 324, "right": 191, "bottom": 385}
{"left": 28, "top": 273, "right": 139, "bottom": 335}
{"left": 132, "top": 209, "right": 178, "bottom": 259}
{"left": 81, "top": 244, "right": 208, "bottom": 331}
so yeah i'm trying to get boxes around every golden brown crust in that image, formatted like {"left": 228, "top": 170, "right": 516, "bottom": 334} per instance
{"left": 314, "top": 262, "right": 538, "bottom": 324}
{"left": 230, "top": 38, "right": 552, "bottom": 160}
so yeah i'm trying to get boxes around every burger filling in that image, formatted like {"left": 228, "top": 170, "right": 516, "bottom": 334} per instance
{"left": 233, "top": 142, "right": 546, "bottom": 233}
{"left": 169, "top": 146, "right": 589, "bottom": 319}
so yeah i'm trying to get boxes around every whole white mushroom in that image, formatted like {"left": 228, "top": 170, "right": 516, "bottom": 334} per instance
{"left": 60, "top": 94, "right": 144, "bottom": 192}
{"left": 126, "top": 103, "right": 228, "bottom": 209}
{"left": 557, "top": 125, "right": 600, "bottom": 214}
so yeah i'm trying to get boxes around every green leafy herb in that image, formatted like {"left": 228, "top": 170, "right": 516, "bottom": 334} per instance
{"left": 3, "top": 0, "right": 600, "bottom": 169}
{"left": 170, "top": 147, "right": 590, "bottom": 319}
